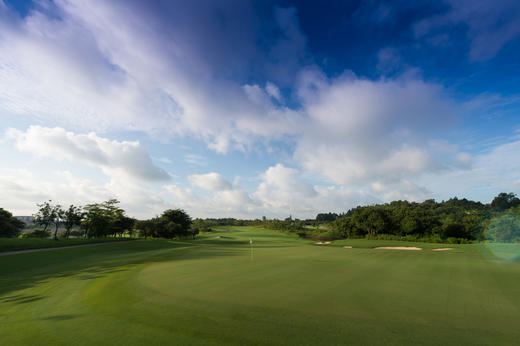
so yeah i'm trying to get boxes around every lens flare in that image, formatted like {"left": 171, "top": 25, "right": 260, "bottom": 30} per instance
{"left": 483, "top": 213, "right": 520, "bottom": 262}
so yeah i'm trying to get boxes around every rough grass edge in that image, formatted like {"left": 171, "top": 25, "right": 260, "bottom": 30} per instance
{"left": 0, "top": 237, "right": 137, "bottom": 253}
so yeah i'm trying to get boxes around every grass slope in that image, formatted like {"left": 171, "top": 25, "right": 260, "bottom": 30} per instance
{"left": 1, "top": 227, "right": 519, "bottom": 345}
{"left": 0, "top": 237, "right": 133, "bottom": 252}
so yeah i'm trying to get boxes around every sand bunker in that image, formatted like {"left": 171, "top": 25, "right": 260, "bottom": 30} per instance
{"left": 315, "top": 241, "right": 332, "bottom": 245}
{"left": 432, "top": 248, "right": 454, "bottom": 251}
{"left": 343, "top": 245, "right": 353, "bottom": 248}
{"left": 375, "top": 246, "right": 422, "bottom": 250}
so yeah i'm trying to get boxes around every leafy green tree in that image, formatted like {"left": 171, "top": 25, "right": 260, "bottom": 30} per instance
{"left": 63, "top": 205, "right": 83, "bottom": 238}
{"left": 316, "top": 213, "right": 339, "bottom": 223}
{"left": 34, "top": 201, "right": 63, "bottom": 239}
{"left": 401, "top": 214, "right": 421, "bottom": 235}
{"left": 442, "top": 222, "right": 466, "bottom": 239}
{"left": 135, "top": 219, "right": 157, "bottom": 238}
{"left": 0, "top": 208, "right": 25, "bottom": 238}
{"left": 34, "top": 200, "right": 55, "bottom": 233}
{"left": 112, "top": 215, "right": 136, "bottom": 237}
{"left": 332, "top": 217, "right": 356, "bottom": 238}
{"left": 491, "top": 192, "right": 520, "bottom": 211}
{"left": 82, "top": 199, "right": 131, "bottom": 238}
{"left": 161, "top": 209, "right": 191, "bottom": 229}
{"left": 135, "top": 209, "right": 193, "bottom": 239}
{"left": 191, "top": 219, "right": 215, "bottom": 233}
{"left": 52, "top": 204, "right": 64, "bottom": 240}
{"left": 159, "top": 209, "right": 192, "bottom": 238}
{"left": 82, "top": 206, "right": 110, "bottom": 238}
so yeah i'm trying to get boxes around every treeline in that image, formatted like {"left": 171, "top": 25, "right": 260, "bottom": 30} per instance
{"left": 3, "top": 192, "right": 519, "bottom": 243}
{"left": 0, "top": 199, "right": 205, "bottom": 240}
{"left": 202, "top": 192, "right": 520, "bottom": 243}
{"left": 331, "top": 193, "right": 520, "bottom": 243}
{"left": 206, "top": 216, "right": 307, "bottom": 231}
{"left": 260, "top": 216, "right": 306, "bottom": 231}
{"left": 29, "top": 199, "right": 136, "bottom": 239}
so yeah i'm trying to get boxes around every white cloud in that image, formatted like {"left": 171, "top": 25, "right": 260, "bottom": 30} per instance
{"left": 0, "top": 170, "right": 110, "bottom": 215}
{"left": 184, "top": 154, "right": 207, "bottom": 166}
{"left": 0, "top": 167, "right": 174, "bottom": 219}
{"left": 243, "top": 84, "right": 270, "bottom": 106}
{"left": 414, "top": 0, "right": 520, "bottom": 61}
{"left": 163, "top": 183, "right": 257, "bottom": 218}
{"left": 164, "top": 164, "right": 378, "bottom": 218}
{"left": 265, "top": 81, "right": 282, "bottom": 102}
{"left": 418, "top": 139, "right": 520, "bottom": 202}
{"left": 5, "top": 144, "right": 517, "bottom": 220}
{"left": 371, "top": 180, "right": 432, "bottom": 202}
{"left": 252, "top": 164, "right": 378, "bottom": 217}
{"left": 293, "top": 68, "right": 461, "bottom": 186}
{"left": 254, "top": 164, "right": 317, "bottom": 210}
{"left": 6, "top": 126, "right": 170, "bottom": 181}
{"left": 153, "top": 157, "right": 172, "bottom": 164}
{"left": 189, "top": 172, "right": 232, "bottom": 191}
{"left": 0, "top": 0, "right": 305, "bottom": 152}
{"left": 216, "top": 188, "right": 256, "bottom": 210}
{"left": 0, "top": 1, "right": 180, "bottom": 134}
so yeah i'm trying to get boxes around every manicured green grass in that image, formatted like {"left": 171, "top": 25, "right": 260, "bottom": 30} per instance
{"left": 1, "top": 227, "right": 519, "bottom": 345}
{"left": 0, "top": 237, "right": 134, "bottom": 252}
{"left": 332, "top": 238, "right": 463, "bottom": 249}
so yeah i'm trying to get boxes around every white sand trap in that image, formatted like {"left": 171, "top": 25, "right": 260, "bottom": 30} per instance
{"left": 375, "top": 246, "right": 422, "bottom": 250}
{"left": 343, "top": 246, "right": 353, "bottom": 248}
{"left": 215, "top": 236, "right": 222, "bottom": 238}
{"left": 432, "top": 248, "right": 454, "bottom": 251}
{"left": 315, "top": 241, "right": 332, "bottom": 245}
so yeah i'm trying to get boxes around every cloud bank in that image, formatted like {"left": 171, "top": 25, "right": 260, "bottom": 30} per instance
{"left": 7, "top": 126, "right": 169, "bottom": 181}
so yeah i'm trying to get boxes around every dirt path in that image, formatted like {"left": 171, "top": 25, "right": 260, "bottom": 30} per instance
{"left": 0, "top": 241, "right": 132, "bottom": 256}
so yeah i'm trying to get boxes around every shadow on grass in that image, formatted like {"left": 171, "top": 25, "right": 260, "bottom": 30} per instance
{"left": 185, "top": 237, "right": 304, "bottom": 247}
{"left": 187, "top": 239, "right": 249, "bottom": 246}
{"left": 39, "top": 314, "right": 80, "bottom": 321}
{"left": 0, "top": 240, "right": 242, "bottom": 298}
{"left": 1, "top": 294, "right": 45, "bottom": 304}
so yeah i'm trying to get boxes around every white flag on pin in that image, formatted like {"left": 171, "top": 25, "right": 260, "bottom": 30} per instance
{"left": 250, "top": 238, "right": 253, "bottom": 244}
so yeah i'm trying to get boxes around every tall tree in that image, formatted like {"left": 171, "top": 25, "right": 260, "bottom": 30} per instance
{"left": 160, "top": 209, "right": 192, "bottom": 238}
{"left": 82, "top": 203, "right": 110, "bottom": 238}
{"left": 0, "top": 208, "right": 25, "bottom": 238}
{"left": 34, "top": 200, "right": 55, "bottom": 233}
{"left": 63, "top": 205, "right": 83, "bottom": 238}
{"left": 82, "top": 199, "right": 133, "bottom": 238}
{"left": 52, "top": 204, "right": 64, "bottom": 240}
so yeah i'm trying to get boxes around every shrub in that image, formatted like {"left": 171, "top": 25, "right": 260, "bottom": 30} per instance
{"left": 19, "top": 229, "right": 51, "bottom": 238}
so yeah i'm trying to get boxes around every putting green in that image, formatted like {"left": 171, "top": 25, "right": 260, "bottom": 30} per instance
{"left": 1, "top": 227, "right": 519, "bottom": 345}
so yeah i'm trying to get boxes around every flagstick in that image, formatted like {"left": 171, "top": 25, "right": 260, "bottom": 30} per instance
{"left": 250, "top": 238, "right": 253, "bottom": 261}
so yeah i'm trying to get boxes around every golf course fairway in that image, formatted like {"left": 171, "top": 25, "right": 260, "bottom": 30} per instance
{"left": 1, "top": 227, "right": 519, "bottom": 345}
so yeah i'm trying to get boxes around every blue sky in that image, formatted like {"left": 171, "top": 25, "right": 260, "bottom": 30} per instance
{"left": 0, "top": 0, "right": 519, "bottom": 218}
